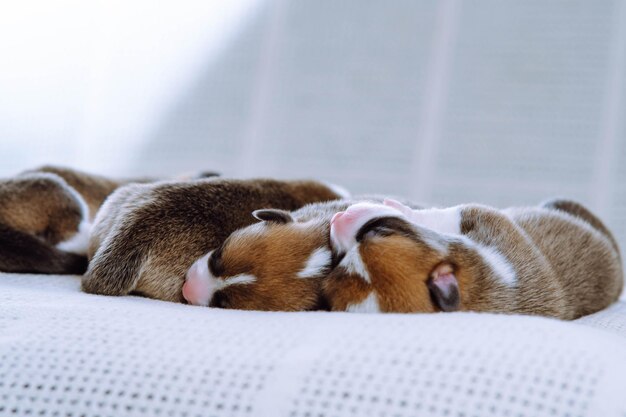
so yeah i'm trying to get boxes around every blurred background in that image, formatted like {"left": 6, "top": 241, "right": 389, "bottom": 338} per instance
{"left": 1, "top": 0, "right": 625, "bottom": 245}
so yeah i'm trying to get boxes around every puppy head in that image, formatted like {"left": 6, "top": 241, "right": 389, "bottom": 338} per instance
{"left": 326, "top": 202, "right": 463, "bottom": 313}
{"left": 182, "top": 209, "right": 332, "bottom": 311}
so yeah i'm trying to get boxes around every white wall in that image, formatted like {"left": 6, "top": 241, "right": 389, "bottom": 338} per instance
{"left": 2, "top": 0, "right": 626, "bottom": 247}
{"left": 0, "top": 0, "right": 261, "bottom": 175}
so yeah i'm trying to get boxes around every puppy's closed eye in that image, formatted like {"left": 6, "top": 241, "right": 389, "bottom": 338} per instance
{"left": 355, "top": 217, "right": 415, "bottom": 242}
{"left": 208, "top": 247, "right": 225, "bottom": 277}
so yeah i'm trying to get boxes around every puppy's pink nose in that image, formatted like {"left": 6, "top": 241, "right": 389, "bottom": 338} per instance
{"left": 183, "top": 254, "right": 212, "bottom": 306}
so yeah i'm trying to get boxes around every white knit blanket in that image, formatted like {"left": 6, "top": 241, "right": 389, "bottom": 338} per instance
{"left": 1, "top": 273, "right": 625, "bottom": 417}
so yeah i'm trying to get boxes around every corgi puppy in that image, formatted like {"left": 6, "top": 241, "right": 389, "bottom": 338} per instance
{"left": 82, "top": 179, "right": 346, "bottom": 302}
{"left": 0, "top": 165, "right": 156, "bottom": 274}
{"left": 181, "top": 197, "right": 421, "bottom": 310}
{"left": 325, "top": 199, "right": 623, "bottom": 319}
{"left": 22, "top": 165, "right": 152, "bottom": 221}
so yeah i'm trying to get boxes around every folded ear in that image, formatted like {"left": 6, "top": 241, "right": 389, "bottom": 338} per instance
{"left": 252, "top": 209, "right": 294, "bottom": 224}
{"left": 427, "top": 262, "right": 460, "bottom": 312}
{"left": 383, "top": 199, "right": 414, "bottom": 217}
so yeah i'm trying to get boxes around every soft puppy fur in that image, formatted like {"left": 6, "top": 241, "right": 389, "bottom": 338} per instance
{"left": 181, "top": 197, "right": 420, "bottom": 310}
{"left": 83, "top": 179, "right": 345, "bottom": 302}
{"left": 23, "top": 165, "right": 148, "bottom": 220}
{"left": 182, "top": 199, "right": 351, "bottom": 310}
{"left": 0, "top": 166, "right": 148, "bottom": 274}
{"left": 0, "top": 165, "right": 218, "bottom": 275}
{"left": 325, "top": 198, "right": 623, "bottom": 319}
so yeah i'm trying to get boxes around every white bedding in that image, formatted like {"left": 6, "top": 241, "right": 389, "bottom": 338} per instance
{"left": 1, "top": 272, "right": 625, "bottom": 417}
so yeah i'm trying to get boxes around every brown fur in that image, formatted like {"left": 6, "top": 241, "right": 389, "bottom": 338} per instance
{"left": 324, "top": 200, "right": 623, "bottom": 320}
{"left": 325, "top": 235, "right": 443, "bottom": 313}
{"left": 203, "top": 203, "right": 343, "bottom": 310}
{"left": 192, "top": 198, "right": 422, "bottom": 311}
{"left": 82, "top": 179, "right": 343, "bottom": 302}
{"left": 0, "top": 165, "right": 176, "bottom": 274}
{"left": 0, "top": 172, "right": 89, "bottom": 274}
{"left": 22, "top": 165, "right": 138, "bottom": 220}
{"left": 0, "top": 173, "right": 85, "bottom": 245}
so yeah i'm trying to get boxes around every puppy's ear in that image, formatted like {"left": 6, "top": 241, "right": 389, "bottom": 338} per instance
{"left": 195, "top": 171, "right": 220, "bottom": 179}
{"left": 252, "top": 209, "right": 294, "bottom": 224}
{"left": 427, "top": 262, "right": 460, "bottom": 312}
{"left": 383, "top": 199, "right": 414, "bottom": 216}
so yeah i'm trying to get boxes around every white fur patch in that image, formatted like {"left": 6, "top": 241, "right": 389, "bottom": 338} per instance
{"left": 473, "top": 243, "right": 517, "bottom": 287}
{"left": 56, "top": 220, "right": 92, "bottom": 255}
{"left": 55, "top": 177, "right": 92, "bottom": 255}
{"left": 409, "top": 206, "right": 462, "bottom": 235}
{"left": 217, "top": 274, "right": 257, "bottom": 290}
{"left": 340, "top": 245, "right": 371, "bottom": 283}
{"left": 297, "top": 247, "right": 331, "bottom": 278}
{"left": 346, "top": 291, "right": 380, "bottom": 313}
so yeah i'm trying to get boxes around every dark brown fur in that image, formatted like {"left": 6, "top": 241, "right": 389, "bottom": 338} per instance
{"left": 0, "top": 166, "right": 164, "bottom": 274}
{"left": 82, "top": 179, "right": 343, "bottom": 302}
{"left": 0, "top": 172, "right": 89, "bottom": 274}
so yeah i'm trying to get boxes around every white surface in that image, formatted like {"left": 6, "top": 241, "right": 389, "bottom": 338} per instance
{"left": 1, "top": 272, "right": 625, "bottom": 417}
{"left": 0, "top": 0, "right": 262, "bottom": 174}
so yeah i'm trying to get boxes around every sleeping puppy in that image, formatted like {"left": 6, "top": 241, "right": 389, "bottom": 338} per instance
{"left": 181, "top": 197, "right": 420, "bottom": 310}
{"left": 82, "top": 179, "right": 346, "bottom": 302}
{"left": 325, "top": 199, "right": 623, "bottom": 320}
{"left": 22, "top": 165, "right": 154, "bottom": 220}
{"left": 0, "top": 165, "right": 156, "bottom": 274}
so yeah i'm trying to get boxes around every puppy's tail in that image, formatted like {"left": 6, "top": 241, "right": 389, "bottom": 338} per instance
{"left": 0, "top": 223, "right": 88, "bottom": 275}
{"left": 542, "top": 198, "right": 620, "bottom": 256}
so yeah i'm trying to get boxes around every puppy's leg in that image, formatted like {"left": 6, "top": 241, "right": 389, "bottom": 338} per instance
{"left": 81, "top": 185, "right": 155, "bottom": 295}
{"left": 81, "top": 226, "right": 144, "bottom": 296}
{"left": 87, "top": 183, "right": 151, "bottom": 259}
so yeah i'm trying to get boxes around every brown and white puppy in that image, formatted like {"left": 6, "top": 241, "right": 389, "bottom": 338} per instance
{"left": 325, "top": 199, "right": 623, "bottom": 320}
{"left": 82, "top": 179, "right": 346, "bottom": 302}
{"left": 0, "top": 165, "right": 157, "bottom": 274}
{"left": 0, "top": 165, "right": 220, "bottom": 275}
{"left": 181, "top": 197, "right": 421, "bottom": 310}
{"left": 0, "top": 172, "right": 90, "bottom": 274}
{"left": 22, "top": 165, "right": 153, "bottom": 220}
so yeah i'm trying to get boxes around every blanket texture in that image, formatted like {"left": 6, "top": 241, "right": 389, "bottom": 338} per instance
{"left": 1, "top": 273, "right": 625, "bottom": 417}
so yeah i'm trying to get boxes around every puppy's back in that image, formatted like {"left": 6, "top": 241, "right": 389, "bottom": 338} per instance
{"left": 509, "top": 199, "right": 623, "bottom": 318}
{"left": 542, "top": 198, "right": 620, "bottom": 255}
{"left": 24, "top": 165, "right": 153, "bottom": 220}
